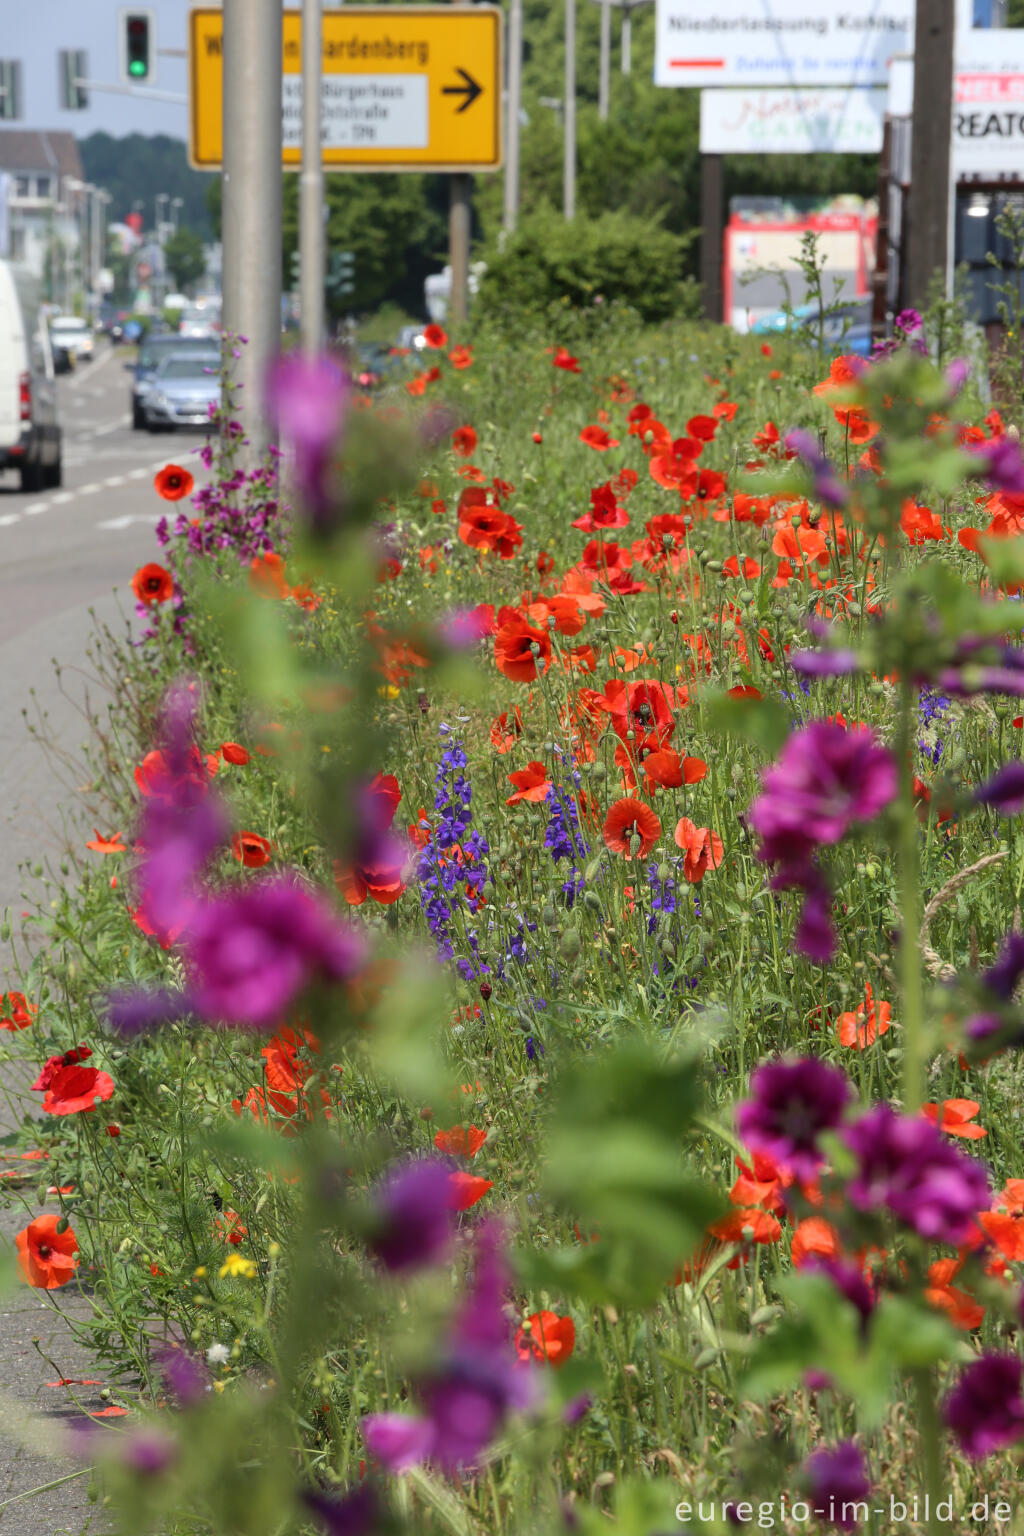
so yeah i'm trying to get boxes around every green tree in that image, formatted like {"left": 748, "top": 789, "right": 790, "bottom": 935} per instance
{"left": 78, "top": 133, "right": 214, "bottom": 234}
{"left": 163, "top": 226, "right": 206, "bottom": 293}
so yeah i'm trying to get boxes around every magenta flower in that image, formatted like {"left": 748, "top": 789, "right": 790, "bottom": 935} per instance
{"left": 362, "top": 1220, "right": 537, "bottom": 1474}
{"left": 266, "top": 353, "right": 348, "bottom": 529}
{"left": 302, "top": 1484, "right": 380, "bottom": 1535}
{"left": 803, "top": 1442, "right": 871, "bottom": 1529}
{"left": 368, "top": 1157, "right": 456, "bottom": 1273}
{"left": 186, "top": 878, "right": 364, "bottom": 1027}
{"left": 805, "top": 1256, "right": 877, "bottom": 1333}
{"left": 749, "top": 721, "right": 898, "bottom": 870}
{"left": 944, "top": 1354, "right": 1024, "bottom": 1460}
{"left": 968, "top": 435, "right": 1024, "bottom": 495}
{"left": 735, "top": 1058, "right": 852, "bottom": 1182}
{"left": 842, "top": 1103, "right": 991, "bottom": 1244}
{"left": 975, "top": 761, "right": 1024, "bottom": 815}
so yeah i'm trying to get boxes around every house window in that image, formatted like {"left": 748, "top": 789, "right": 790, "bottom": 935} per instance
{"left": 9, "top": 227, "right": 26, "bottom": 261}
{"left": 14, "top": 174, "right": 30, "bottom": 197}
{"left": 35, "top": 174, "right": 52, "bottom": 199}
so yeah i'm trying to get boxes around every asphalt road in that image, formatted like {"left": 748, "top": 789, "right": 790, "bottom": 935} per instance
{"left": 0, "top": 340, "right": 213, "bottom": 1533}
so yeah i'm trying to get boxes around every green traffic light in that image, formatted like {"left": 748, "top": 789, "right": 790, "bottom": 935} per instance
{"left": 128, "top": 60, "right": 147, "bottom": 77}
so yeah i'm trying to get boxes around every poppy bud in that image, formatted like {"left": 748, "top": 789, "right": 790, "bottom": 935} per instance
{"left": 657, "top": 862, "right": 671, "bottom": 882}
{"left": 479, "top": 981, "right": 492, "bottom": 1001}
{"left": 106, "top": 1123, "right": 121, "bottom": 1138}
{"left": 532, "top": 432, "right": 542, "bottom": 444}
{"left": 55, "top": 1216, "right": 69, "bottom": 1235}
{"left": 669, "top": 610, "right": 678, "bottom": 624}
{"left": 583, "top": 891, "right": 602, "bottom": 914}
{"left": 541, "top": 904, "right": 558, "bottom": 929}
{"left": 559, "top": 929, "right": 582, "bottom": 961}
{"left": 419, "top": 1106, "right": 433, "bottom": 1120}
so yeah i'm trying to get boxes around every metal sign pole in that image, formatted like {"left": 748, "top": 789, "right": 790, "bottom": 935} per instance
{"left": 300, "top": 0, "right": 325, "bottom": 353}
{"left": 564, "top": 0, "right": 576, "bottom": 218}
{"left": 221, "top": 0, "right": 283, "bottom": 458}
{"left": 503, "top": 0, "right": 522, "bottom": 231}
{"left": 598, "top": 0, "right": 611, "bottom": 119}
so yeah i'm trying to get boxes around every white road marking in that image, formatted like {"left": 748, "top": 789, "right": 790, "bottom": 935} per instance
{"left": 22, "top": 502, "right": 47, "bottom": 515}
{"left": 127, "top": 468, "right": 148, "bottom": 479}
{"left": 50, "top": 492, "right": 74, "bottom": 506}
{"left": 93, "top": 417, "right": 132, "bottom": 437}
{"left": 105, "top": 475, "right": 126, "bottom": 488}
{"left": 0, "top": 514, "right": 20, "bottom": 527}
{"left": 78, "top": 483, "right": 102, "bottom": 495}
{"left": 97, "top": 515, "right": 134, "bottom": 530}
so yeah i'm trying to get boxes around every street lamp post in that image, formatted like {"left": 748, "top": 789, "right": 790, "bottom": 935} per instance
{"left": 171, "top": 196, "right": 184, "bottom": 234}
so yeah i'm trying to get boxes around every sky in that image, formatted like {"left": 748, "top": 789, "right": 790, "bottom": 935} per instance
{"left": 15, "top": 1, "right": 194, "bottom": 140}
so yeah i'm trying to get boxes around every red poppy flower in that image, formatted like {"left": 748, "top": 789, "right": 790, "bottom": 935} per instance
{"left": 602, "top": 797, "right": 661, "bottom": 859}
{"left": 452, "top": 425, "right": 478, "bottom": 458}
{"left": 434, "top": 1124, "right": 487, "bottom": 1157}
{"left": 214, "top": 1209, "right": 248, "bottom": 1247}
{"left": 926, "top": 1258, "right": 985, "bottom": 1331}
{"left": 693, "top": 468, "right": 727, "bottom": 502}
{"left": 448, "top": 1171, "right": 493, "bottom": 1211}
{"left": 0, "top": 991, "right": 37, "bottom": 1032}
{"left": 15, "top": 1214, "right": 78, "bottom": 1290}
{"left": 32, "top": 1046, "right": 90, "bottom": 1092}
{"left": 422, "top": 324, "right": 448, "bottom": 349}
{"left": 604, "top": 678, "right": 675, "bottom": 753}
{"left": 220, "top": 741, "right": 250, "bottom": 766}
{"left": 131, "top": 563, "right": 175, "bottom": 607}
{"left": 515, "top": 1310, "right": 575, "bottom": 1369}
{"left": 495, "top": 618, "right": 551, "bottom": 682}
{"left": 86, "top": 830, "right": 126, "bottom": 854}
{"left": 231, "top": 831, "right": 273, "bottom": 868}
{"left": 649, "top": 437, "right": 701, "bottom": 492}
{"left": 490, "top": 708, "right": 524, "bottom": 754}
{"left": 837, "top": 987, "right": 891, "bottom": 1049}
{"left": 154, "top": 464, "right": 194, "bottom": 501}
{"left": 977, "top": 1181, "right": 1024, "bottom": 1261}
{"left": 42, "top": 1063, "right": 115, "bottom": 1116}
{"left": 921, "top": 1099, "right": 987, "bottom": 1139}
{"left": 457, "top": 490, "right": 524, "bottom": 560}
{"left": 791, "top": 1216, "right": 842, "bottom": 1268}
{"left": 579, "top": 424, "right": 619, "bottom": 451}
{"left": 506, "top": 761, "right": 551, "bottom": 804}
{"left": 333, "top": 773, "right": 409, "bottom": 905}
{"left": 642, "top": 750, "right": 706, "bottom": 791}
{"left": 553, "top": 347, "right": 581, "bottom": 373}
{"left": 135, "top": 745, "right": 212, "bottom": 801}
{"left": 673, "top": 818, "right": 723, "bottom": 882}
{"left": 687, "top": 414, "right": 718, "bottom": 442}
{"left": 249, "top": 551, "right": 291, "bottom": 598}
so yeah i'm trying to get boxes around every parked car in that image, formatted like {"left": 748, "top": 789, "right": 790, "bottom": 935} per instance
{"left": 49, "top": 314, "right": 94, "bottom": 364}
{"left": 0, "top": 260, "right": 61, "bottom": 491}
{"left": 128, "top": 334, "right": 221, "bottom": 430}
{"left": 179, "top": 302, "right": 221, "bottom": 340}
{"left": 143, "top": 351, "right": 220, "bottom": 432}
{"left": 750, "top": 299, "right": 873, "bottom": 357}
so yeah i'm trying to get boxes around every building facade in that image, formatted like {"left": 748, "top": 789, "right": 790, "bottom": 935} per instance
{"left": 0, "top": 129, "right": 84, "bottom": 305}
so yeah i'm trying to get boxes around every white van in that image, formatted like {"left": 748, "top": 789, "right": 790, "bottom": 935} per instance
{"left": 0, "top": 261, "right": 62, "bottom": 492}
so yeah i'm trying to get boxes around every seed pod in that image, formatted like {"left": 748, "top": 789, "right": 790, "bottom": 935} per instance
{"left": 559, "top": 929, "right": 582, "bottom": 961}
{"left": 55, "top": 1216, "right": 70, "bottom": 1235}
{"left": 541, "top": 904, "right": 558, "bottom": 929}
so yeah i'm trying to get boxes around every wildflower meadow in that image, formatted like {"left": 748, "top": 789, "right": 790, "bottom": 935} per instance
{"left": 6, "top": 304, "right": 1024, "bottom": 1536}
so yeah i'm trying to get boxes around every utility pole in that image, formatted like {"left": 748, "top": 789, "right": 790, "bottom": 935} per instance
{"left": 906, "top": 0, "right": 955, "bottom": 312}
{"left": 449, "top": 177, "right": 471, "bottom": 325}
{"left": 564, "top": 0, "right": 576, "bottom": 219}
{"left": 700, "top": 153, "right": 724, "bottom": 324}
{"left": 221, "top": 0, "right": 283, "bottom": 458}
{"left": 300, "top": 0, "right": 325, "bottom": 353}
{"left": 503, "top": 0, "right": 522, "bottom": 231}
{"left": 598, "top": 0, "right": 611, "bottom": 119}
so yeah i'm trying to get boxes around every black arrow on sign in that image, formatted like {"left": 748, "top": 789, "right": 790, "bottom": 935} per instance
{"left": 442, "top": 67, "right": 483, "bottom": 113}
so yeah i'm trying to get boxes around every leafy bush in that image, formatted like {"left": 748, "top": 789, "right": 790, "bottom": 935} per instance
{"left": 475, "top": 203, "right": 698, "bottom": 326}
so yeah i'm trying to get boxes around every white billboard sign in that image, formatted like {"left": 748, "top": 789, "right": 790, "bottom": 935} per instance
{"left": 890, "top": 57, "right": 1024, "bottom": 180}
{"left": 700, "top": 87, "right": 886, "bottom": 154}
{"left": 655, "top": 0, "right": 914, "bottom": 89}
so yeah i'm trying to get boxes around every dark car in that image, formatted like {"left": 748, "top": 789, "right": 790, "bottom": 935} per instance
{"left": 127, "top": 334, "right": 222, "bottom": 430}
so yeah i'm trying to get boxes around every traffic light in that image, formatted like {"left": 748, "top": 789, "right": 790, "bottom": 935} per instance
{"left": 0, "top": 60, "right": 23, "bottom": 121}
{"left": 58, "top": 50, "right": 87, "bottom": 110}
{"left": 326, "top": 250, "right": 356, "bottom": 303}
{"left": 120, "top": 10, "right": 155, "bottom": 84}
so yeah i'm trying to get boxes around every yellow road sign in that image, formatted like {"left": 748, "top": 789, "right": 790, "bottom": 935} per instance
{"left": 189, "top": 6, "right": 502, "bottom": 172}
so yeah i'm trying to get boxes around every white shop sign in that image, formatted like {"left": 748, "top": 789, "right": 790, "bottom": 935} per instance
{"left": 699, "top": 87, "right": 886, "bottom": 154}
{"left": 888, "top": 57, "right": 1024, "bottom": 180}
{"left": 654, "top": 0, "right": 913, "bottom": 90}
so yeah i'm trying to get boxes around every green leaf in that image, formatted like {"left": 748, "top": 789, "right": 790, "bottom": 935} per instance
{"left": 702, "top": 688, "right": 791, "bottom": 757}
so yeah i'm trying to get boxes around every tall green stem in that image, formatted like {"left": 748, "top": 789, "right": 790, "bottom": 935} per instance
{"left": 897, "top": 679, "right": 925, "bottom": 1112}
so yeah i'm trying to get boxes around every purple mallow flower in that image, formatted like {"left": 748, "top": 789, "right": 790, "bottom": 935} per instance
{"left": 944, "top": 1354, "right": 1024, "bottom": 1460}
{"left": 975, "top": 761, "right": 1024, "bottom": 815}
{"left": 186, "top": 878, "right": 364, "bottom": 1028}
{"left": 806, "top": 1256, "right": 877, "bottom": 1333}
{"left": 749, "top": 721, "right": 898, "bottom": 867}
{"left": 784, "top": 429, "right": 849, "bottom": 508}
{"left": 789, "top": 648, "right": 859, "bottom": 679}
{"left": 362, "top": 1220, "right": 537, "bottom": 1474}
{"left": 302, "top": 1484, "right": 380, "bottom": 1536}
{"left": 803, "top": 1442, "right": 872, "bottom": 1530}
{"left": 735, "top": 1057, "right": 851, "bottom": 1182}
{"left": 968, "top": 434, "right": 1024, "bottom": 496}
{"left": 368, "top": 1157, "right": 456, "bottom": 1273}
{"left": 842, "top": 1103, "right": 991, "bottom": 1245}
{"left": 266, "top": 352, "right": 348, "bottom": 530}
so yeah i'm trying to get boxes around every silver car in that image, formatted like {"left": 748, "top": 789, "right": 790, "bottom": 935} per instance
{"left": 144, "top": 352, "right": 220, "bottom": 432}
